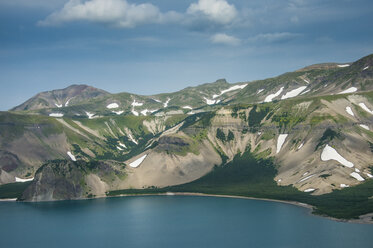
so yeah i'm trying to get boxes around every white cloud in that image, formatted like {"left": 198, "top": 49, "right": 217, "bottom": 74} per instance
{"left": 248, "top": 32, "right": 301, "bottom": 43}
{"left": 187, "top": 0, "right": 238, "bottom": 25}
{"left": 38, "top": 0, "right": 181, "bottom": 27}
{"left": 211, "top": 33, "right": 240, "bottom": 46}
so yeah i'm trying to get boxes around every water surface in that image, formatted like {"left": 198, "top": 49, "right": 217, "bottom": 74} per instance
{"left": 1, "top": 195, "right": 372, "bottom": 248}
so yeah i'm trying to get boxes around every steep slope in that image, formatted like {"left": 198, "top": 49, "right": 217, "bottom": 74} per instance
{"left": 11, "top": 84, "right": 110, "bottom": 111}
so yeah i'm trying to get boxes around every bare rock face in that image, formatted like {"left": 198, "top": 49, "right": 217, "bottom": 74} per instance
{"left": 21, "top": 160, "right": 85, "bottom": 201}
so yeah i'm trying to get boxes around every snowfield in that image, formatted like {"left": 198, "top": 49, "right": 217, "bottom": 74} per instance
{"left": 276, "top": 134, "right": 288, "bottom": 153}
{"left": 131, "top": 100, "right": 143, "bottom": 107}
{"left": 15, "top": 177, "right": 34, "bottom": 182}
{"left": 359, "top": 103, "right": 373, "bottom": 114}
{"left": 281, "top": 86, "right": 307, "bottom": 100}
{"left": 338, "top": 87, "right": 357, "bottom": 94}
{"left": 212, "top": 84, "right": 247, "bottom": 99}
{"left": 67, "top": 151, "right": 77, "bottom": 161}
{"left": 49, "top": 113, "right": 64, "bottom": 117}
{"left": 345, "top": 106, "right": 354, "bottom": 116}
{"left": 337, "top": 64, "right": 350, "bottom": 68}
{"left": 321, "top": 145, "right": 354, "bottom": 168}
{"left": 350, "top": 172, "right": 365, "bottom": 181}
{"left": 129, "top": 154, "right": 147, "bottom": 168}
{"left": 359, "top": 124, "right": 369, "bottom": 130}
{"left": 264, "top": 87, "right": 284, "bottom": 102}
{"left": 106, "top": 103, "right": 119, "bottom": 109}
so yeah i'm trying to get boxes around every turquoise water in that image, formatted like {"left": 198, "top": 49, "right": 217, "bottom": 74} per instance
{"left": 1, "top": 195, "right": 372, "bottom": 248}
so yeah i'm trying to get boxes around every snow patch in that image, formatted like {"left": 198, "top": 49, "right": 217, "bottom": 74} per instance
{"left": 129, "top": 154, "right": 147, "bottom": 168}
{"left": 212, "top": 84, "right": 247, "bottom": 99}
{"left": 321, "top": 145, "right": 354, "bottom": 168}
{"left": 204, "top": 97, "right": 217, "bottom": 105}
{"left": 257, "top": 89, "right": 264, "bottom": 94}
{"left": 345, "top": 106, "right": 354, "bottom": 116}
{"left": 338, "top": 87, "right": 357, "bottom": 94}
{"left": 15, "top": 177, "right": 34, "bottom": 182}
{"left": 55, "top": 103, "right": 62, "bottom": 108}
{"left": 297, "top": 143, "right": 304, "bottom": 150}
{"left": 152, "top": 98, "right": 162, "bottom": 103}
{"left": 131, "top": 100, "right": 143, "bottom": 107}
{"left": 67, "top": 151, "right": 76, "bottom": 161}
{"left": 350, "top": 172, "right": 365, "bottom": 181}
{"left": 49, "top": 113, "right": 64, "bottom": 118}
{"left": 359, "top": 103, "right": 373, "bottom": 114}
{"left": 359, "top": 124, "right": 369, "bottom": 130}
{"left": 182, "top": 106, "right": 193, "bottom": 110}
{"left": 281, "top": 86, "right": 307, "bottom": 100}
{"left": 112, "top": 111, "right": 124, "bottom": 115}
{"left": 132, "top": 110, "right": 139, "bottom": 116}
{"left": 276, "top": 134, "right": 288, "bottom": 153}
{"left": 264, "top": 87, "right": 284, "bottom": 102}
{"left": 337, "top": 64, "right": 350, "bottom": 68}
{"left": 340, "top": 184, "right": 349, "bottom": 188}
{"left": 355, "top": 168, "right": 361, "bottom": 173}
{"left": 365, "top": 173, "right": 373, "bottom": 178}
{"left": 116, "top": 146, "right": 123, "bottom": 151}
{"left": 163, "top": 98, "right": 171, "bottom": 108}
{"left": 119, "top": 142, "right": 127, "bottom": 149}
{"left": 300, "top": 89, "right": 310, "bottom": 95}
{"left": 65, "top": 98, "right": 72, "bottom": 107}
{"left": 363, "top": 66, "right": 369, "bottom": 71}
{"left": 141, "top": 109, "right": 149, "bottom": 116}
{"left": 85, "top": 112, "right": 95, "bottom": 119}
{"left": 302, "top": 78, "right": 310, "bottom": 84}
{"left": 106, "top": 103, "right": 119, "bottom": 109}
{"left": 304, "top": 188, "right": 315, "bottom": 193}
{"left": 128, "top": 133, "right": 138, "bottom": 145}
{"left": 299, "top": 174, "right": 314, "bottom": 183}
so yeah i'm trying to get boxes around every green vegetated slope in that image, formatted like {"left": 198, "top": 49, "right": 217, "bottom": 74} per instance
{"left": 108, "top": 147, "right": 373, "bottom": 220}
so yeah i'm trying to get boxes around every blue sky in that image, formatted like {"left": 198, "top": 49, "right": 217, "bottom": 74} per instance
{"left": 0, "top": 0, "right": 372, "bottom": 110}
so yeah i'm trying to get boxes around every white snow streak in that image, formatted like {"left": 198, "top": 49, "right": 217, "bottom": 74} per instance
{"left": 297, "top": 143, "right": 304, "bottom": 150}
{"left": 15, "top": 177, "right": 34, "bottom": 182}
{"left": 67, "top": 151, "right": 76, "bottom": 161}
{"left": 182, "top": 106, "right": 193, "bottom": 110}
{"left": 363, "top": 66, "right": 369, "bottom": 71}
{"left": 212, "top": 84, "right": 247, "bottom": 99}
{"left": 112, "top": 111, "right": 124, "bottom": 115}
{"left": 304, "top": 188, "right": 315, "bottom": 193}
{"left": 321, "top": 145, "right": 354, "bottom": 168}
{"left": 85, "top": 112, "right": 95, "bottom": 119}
{"left": 257, "top": 89, "right": 264, "bottom": 94}
{"left": 338, "top": 87, "right": 357, "bottom": 94}
{"left": 55, "top": 103, "right": 62, "bottom": 108}
{"left": 49, "top": 113, "right": 64, "bottom": 117}
{"left": 128, "top": 133, "right": 138, "bottom": 145}
{"left": 337, "top": 64, "right": 350, "bottom": 68}
{"left": 132, "top": 110, "right": 139, "bottom": 116}
{"left": 359, "top": 124, "right": 370, "bottom": 130}
{"left": 129, "top": 154, "right": 147, "bottom": 168}
{"left": 264, "top": 87, "right": 284, "bottom": 102}
{"left": 163, "top": 98, "right": 171, "bottom": 108}
{"left": 298, "top": 174, "right": 315, "bottom": 183}
{"left": 276, "top": 134, "right": 288, "bottom": 153}
{"left": 281, "top": 86, "right": 307, "bottom": 100}
{"left": 340, "top": 184, "right": 349, "bottom": 188}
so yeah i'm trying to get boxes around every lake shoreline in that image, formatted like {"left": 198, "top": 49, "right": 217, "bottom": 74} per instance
{"left": 108, "top": 192, "right": 373, "bottom": 225}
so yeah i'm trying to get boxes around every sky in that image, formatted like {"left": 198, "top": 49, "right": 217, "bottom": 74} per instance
{"left": 0, "top": 0, "right": 372, "bottom": 110}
